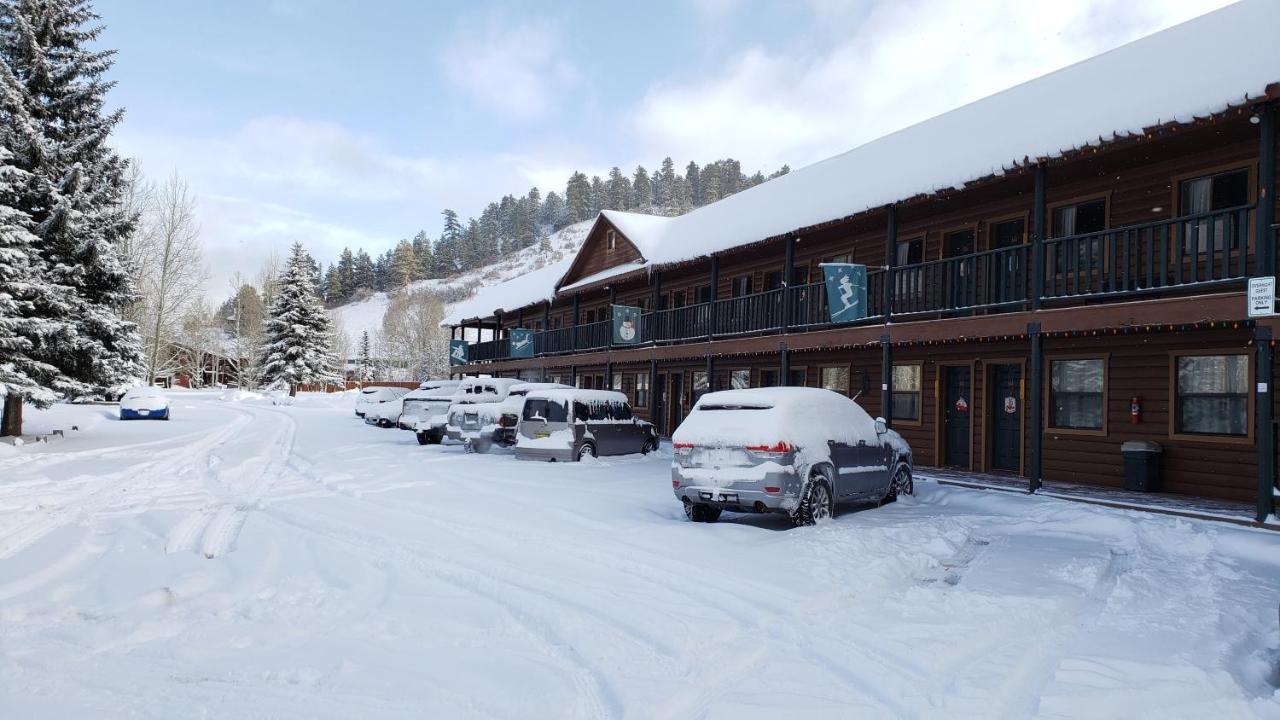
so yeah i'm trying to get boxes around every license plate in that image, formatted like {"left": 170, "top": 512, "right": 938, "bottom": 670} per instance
{"left": 138, "top": 410, "right": 150, "bottom": 416}
{"left": 699, "top": 448, "right": 747, "bottom": 467}
{"left": 535, "top": 432, "right": 549, "bottom": 439}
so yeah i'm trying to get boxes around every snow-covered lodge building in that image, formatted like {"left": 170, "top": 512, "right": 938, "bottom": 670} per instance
{"left": 444, "top": 0, "right": 1280, "bottom": 517}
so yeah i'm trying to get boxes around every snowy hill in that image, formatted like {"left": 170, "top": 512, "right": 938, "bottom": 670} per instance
{"left": 329, "top": 220, "right": 594, "bottom": 349}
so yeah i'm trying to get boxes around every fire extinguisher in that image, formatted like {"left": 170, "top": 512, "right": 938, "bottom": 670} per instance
{"left": 1130, "top": 396, "right": 1142, "bottom": 424}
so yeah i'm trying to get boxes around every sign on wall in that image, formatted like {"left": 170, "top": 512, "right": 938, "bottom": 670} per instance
{"left": 449, "top": 339, "right": 469, "bottom": 366}
{"left": 1248, "top": 276, "right": 1276, "bottom": 317}
{"left": 509, "top": 328, "right": 534, "bottom": 358}
{"left": 821, "top": 263, "right": 868, "bottom": 324}
{"left": 612, "top": 304, "right": 642, "bottom": 345}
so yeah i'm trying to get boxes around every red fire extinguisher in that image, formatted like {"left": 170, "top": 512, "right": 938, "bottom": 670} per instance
{"left": 1130, "top": 396, "right": 1142, "bottom": 424}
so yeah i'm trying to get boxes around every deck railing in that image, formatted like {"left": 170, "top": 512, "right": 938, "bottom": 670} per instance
{"left": 463, "top": 207, "right": 1258, "bottom": 363}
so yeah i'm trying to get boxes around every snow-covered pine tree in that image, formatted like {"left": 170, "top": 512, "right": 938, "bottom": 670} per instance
{"left": 355, "top": 330, "right": 375, "bottom": 384}
{"left": 541, "top": 191, "right": 566, "bottom": 229}
{"left": 0, "top": 0, "right": 144, "bottom": 399}
{"left": 390, "top": 239, "right": 417, "bottom": 288}
{"left": 565, "top": 172, "right": 590, "bottom": 222}
{"left": 632, "top": 166, "right": 652, "bottom": 209}
{"left": 259, "top": 242, "right": 342, "bottom": 396}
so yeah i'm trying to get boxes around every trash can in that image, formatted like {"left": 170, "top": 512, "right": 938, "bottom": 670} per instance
{"left": 1121, "top": 440, "right": 1162, "bottom": 492}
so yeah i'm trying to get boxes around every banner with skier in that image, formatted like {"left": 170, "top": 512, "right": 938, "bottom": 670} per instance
{"left": 611, "top": 305, "right": 642, "bottom": 345}
{"left": 821, "top": 262, "right": 868, "bottom": 324}
{"left": 509, "top": 328, "right": 534, "bottom": 358}
{"left": 449, "top": 339, "right": 469, "bottom": 366}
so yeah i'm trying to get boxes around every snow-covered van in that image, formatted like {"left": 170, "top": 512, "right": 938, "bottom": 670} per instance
{"left": 441, "top": 378, "right": 525, "bottom": 452}
{"left": 355, "top": 385, "right": 409, "bottom": 419}
{"left": 389, "top": 384, "right": 459, "bottom": 430}
{"left": 670, "top": 387, "right": 913, "bottom": 526}
{"left": 514, "top": 389, "right": 658, "bottom": 462}
{"left": 490, "top": 382, "right": 573, "bottom": 446}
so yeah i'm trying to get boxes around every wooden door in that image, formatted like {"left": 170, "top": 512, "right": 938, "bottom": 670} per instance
{"left": 989, "top": 364, "right": 1021, "bottom": 472}
{"left": 943, "top": 366, "right": 972, "bottom": 468}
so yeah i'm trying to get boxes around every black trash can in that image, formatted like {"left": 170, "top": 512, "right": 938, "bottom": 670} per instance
{"left": 1121, "top": 440, "right": 1162, "bottom": 492}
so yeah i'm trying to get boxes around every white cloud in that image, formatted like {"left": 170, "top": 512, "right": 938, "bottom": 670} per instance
{"left": 440, "top": 11, "right": 578, "bottom": 121}
{"left": 632, "top": 0, "right": 1235, "bottom": 173}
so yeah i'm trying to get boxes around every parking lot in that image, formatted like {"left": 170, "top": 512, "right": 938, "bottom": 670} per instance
{"left": 1, "top": 390, "right": 1278, "bottom": 718}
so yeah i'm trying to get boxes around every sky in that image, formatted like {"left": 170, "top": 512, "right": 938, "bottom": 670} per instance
{"left": 97, "top": 0, "right": 1236, "bottom": 299}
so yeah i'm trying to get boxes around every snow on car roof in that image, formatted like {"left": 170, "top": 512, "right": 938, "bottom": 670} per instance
{"left": 508, "top": 382, "right": 573, "bottom": 394}
{"left": 676, "top": 387, "right": 878, "bottom": 450}
{"left": 404, "top": 387, "right": 458, "bottom": 400}
{"left": 524, "top": 389, "right": 630, "bottom": 405}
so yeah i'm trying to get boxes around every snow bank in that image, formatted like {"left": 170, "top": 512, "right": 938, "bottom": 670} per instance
{"left": 218, "top": 389, "right": 264, "bottom": 403}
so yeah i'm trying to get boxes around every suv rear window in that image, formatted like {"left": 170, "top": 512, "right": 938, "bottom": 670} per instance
{"left": 523, "top": 398, "right": 568, "bottom": 422}
{"left": 697, "top": 403, "right": 772, "bottom": 411}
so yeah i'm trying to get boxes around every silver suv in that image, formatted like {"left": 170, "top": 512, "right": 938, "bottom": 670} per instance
{"left": 671, "top": 387, "right": 912, "bottom": 526}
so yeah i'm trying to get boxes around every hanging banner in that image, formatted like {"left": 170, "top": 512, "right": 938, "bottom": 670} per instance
{"left": 509, "top": 328, "right": 534, "bottom": 358}
{"left": 612, "top": 304, "right": 642, "bottom": 345}
{"left": 449, "top": 339, "right": 469, "bottom": 366}
{"left": 821, "top": 263, "right": 868, "bottom": 324}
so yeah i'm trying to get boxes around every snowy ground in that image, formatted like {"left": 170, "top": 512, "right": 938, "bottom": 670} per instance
{"left": 2, "top": 391, "right": 1279, "bottom": 719}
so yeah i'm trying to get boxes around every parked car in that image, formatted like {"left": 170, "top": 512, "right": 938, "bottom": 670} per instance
{"left": 366, "top": 381, "right": 461, "bottom": 429}
{"left": 514, "top": 389, "right": 658, "bottom": 462}
{"left": 355, "top": 386, "right": 410, "bottom": 421}
{"left": 443, "top": 378, "right": 526, "bottom": 452}
{"left": 417, "top": 379, "right": 461, "bottom": 392}
{"left": 670, "top": 387, "right": 912, "bottom": 526}
{"left": 491, "top": 382, "right": 573, "bottom": 446}
{"left": 119, "top": 386, "right": 171, "bottom": 421}
{"left": 398, "top": 385, "right": 462, "bottom": 431}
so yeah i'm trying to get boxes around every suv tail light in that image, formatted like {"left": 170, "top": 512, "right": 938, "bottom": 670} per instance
{"left": 745, "top": 441, "right": 793, "bottom": 460}
{"left": 673, "top": 441, "right": 693, "bottom": 456}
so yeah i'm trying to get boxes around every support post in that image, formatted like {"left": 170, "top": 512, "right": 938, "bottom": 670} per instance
{"left": 570, "top": 365, "right": 577, "bottom": 387}
{"left": 652, "top": 271, "right": 663, "bottom": 314}
{"left": 608, "top": 286, "right": 617, "bottom": 350}
{"left": 606, "top": 361, "right": 613, "bottom": 390}
{"left": 705, "top": 355, "right": 715, "bottom": 393}
{"left": 543, "top": 301, "right": 550, "bottom": 331}
{"left": 782, "top": 235, "right": 795, "bottom": 332}
{"left": 649, "top": 358, "right": 659, "bottom": 427}
{"left": 880, "top": 334, "right": 892, "bottom": 426}
{"left": 1257, "top": 326, "right": 1275, "bottom": 522}
{"left": 708, "top": 256, "right": 719, "bottom": 342}
{"left": 885, "top": 206, "right": 897, "bottom": 322}
{"left": 1031, "top": 164, "right": 1047, "bottom": 310}
{"left": 1258, "top": 102, "right": 1276, "bottom": 277}
{"left": 1028, "top": 322, "right": 1043, "bottom": 492}
{"left": 780, "top": 342, "right": 790, "bottom": 386}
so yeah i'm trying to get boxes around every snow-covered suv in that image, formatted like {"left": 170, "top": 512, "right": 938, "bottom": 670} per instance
{"left": 671, "top": 387, "right": 912, "bottom": 526}
{"left": 355, "top": 386, "right": 409, "bottom": 421}
{"left": 444, "top": 377, "right": 525, "bottom": 453}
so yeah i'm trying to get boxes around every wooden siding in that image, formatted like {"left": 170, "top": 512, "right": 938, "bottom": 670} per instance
{"left": 557, "top": 217, "right": 644, "bottom": 290}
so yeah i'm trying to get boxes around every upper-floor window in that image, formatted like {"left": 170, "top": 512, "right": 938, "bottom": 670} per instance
{"left": 895, "top": 237, "right": 923, "bottom": 266}
{"left": 1051, "top": 198, "right": 1107, "bottom": 271}
{"left": 991, "top": 218, "right": 1026, "bottom": 248}
{"left": 1179, "top": 167, "right": 1249, "bottom": 252}
{"left": 760, "top": 369, "right": 780, "bottom": 387}
{"left": 765, "top": 270, "right": 783, "bottom": 291}
{"left": 695, "top": 285, "right": 712, "bottom": 304}
{"left": 731, "top": 275, "right": 753, "bottom": 297}
{"left": 607, "top": 229, "right": 617, "bottom": 251}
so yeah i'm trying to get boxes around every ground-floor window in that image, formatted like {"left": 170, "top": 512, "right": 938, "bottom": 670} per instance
{"left": 611, "top": 373, "right": 623, "bottom": 392}
{"left": 789, "top": 368, "right": 806, "bottom": 387}
{"left": 1175, "top": 353, "right": 1248, "bottom": 436}
{"left": 730, "top": 369, "right": 750, "bottom": 390}
{"left": 635, "top": 373, "right": 649, "bottom": 407}
{"left": 1049, "top": 358, "right": 1105, "bottom": 431}
{"left": 891, "top": 364, "right": 921, "bottom": 421}
{"left": 692, "top": 371, "right": 709, "bottom": 402}
{"left": 760, "top": 369, "right": 779, "bottom": 387}
{"left": 822, "top": 366, "right": 850, "bottom": 395}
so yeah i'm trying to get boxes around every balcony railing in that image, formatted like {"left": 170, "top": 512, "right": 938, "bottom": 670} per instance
{"left": 462, "top": 206, "right": 1259, "bottom": 363}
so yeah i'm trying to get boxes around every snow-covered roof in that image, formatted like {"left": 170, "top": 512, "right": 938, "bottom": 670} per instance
{"left": 558, "top": 260, "right": 648, "bottom": 293}
{"left": 449, "top": 0, "right": 1280, "bottom": 325}
{"left": 444, "top": 257, "right": 574, "bottom": 324}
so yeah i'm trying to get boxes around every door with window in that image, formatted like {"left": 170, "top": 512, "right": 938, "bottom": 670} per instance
{"left": 655, "top": 373, "right": 668, "bottom": 436}
{"left": 1050, "top": 199, "right": 1107, "bottom": 295}
{"left": 942, "top": 366, "right": 972, "bottom": 468}
{"left": 668, "top": 372, "right": 684, "bottom": 433}
{"left": 895, "top": 237, "right": 925, "bottom": 311}
{"left": 989, "top": 364, "right": 1021, "bottom": 472}
{"left": 1178, "top": 168, "right": 1249, "bottom": 279}
{"left": 990, "top": 219, "right": 1026, "bottom": 307}
{"left": 944, "top": 229, "right": 976, "bottom": 313}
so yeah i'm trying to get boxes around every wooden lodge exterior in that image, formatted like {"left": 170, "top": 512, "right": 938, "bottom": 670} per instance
{"left": 445, "top": 3, "right": 1280, "bottom": 518}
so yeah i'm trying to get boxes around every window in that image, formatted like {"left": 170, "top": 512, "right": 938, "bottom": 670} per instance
{"left": 695, "top": 285, "right": 712, "bottom": 304}
{"left": 635, "top": 373, "right": 649, "bottom": 407}
{"left": 594, "top": 375, "right": 604, "bottom": 390}
{"left": 730, "top": 370, "right": 750, "bottom": 390}
{"left": 765, "top": 270, "right": 783, "bottom": 291}
{"left": 760, "top": 369, "right": 779, "bottom": 387}
{"left": 579, "top": 375, "right": 591, "bottom": 389}
{"left": 1179, "top": 168, "right": 1249, "bottom": 252}
{"left": 1049, "top": 358, "right": 1105, "bottom": 431}
{"left": 611, "top": 374, "right": 623, "bottom": 392}
{"left": 607, "top": 229, "right": 617, "bottom": 250}
{"left": 583, "top": 309, "right": 594, "bottom": 324}
{"left": 789, "top": 369, "right": 807, "bottom": 387}
{"left": 992, "top": 218, "right": 1026, "bottom": 248}
{"left": 891, "top": 364, "right": 922, "bottom": 422}
{"left": 523, "top": 398, "right": 568, "bottom": 423}
{"left": 822, "top": 366, "right": 850, "bottom": 394}
{"left": 828, "top": 254, "right": 851, "bottom": 265}
{"left": 668, "top": 290, "right": 686, "bottom": 308}
{"left": 791, "top": 265, "right": 809, "bottom": 286}
{"left": 1051, "top": 198, "right": 1107, "bottom": 271}
{"left": 731, "top": 275, "right": 754, "bottom": 297}
{"left": 895, "top": 238, "right": 923, "bottom": 266}
{"left": 1176, "top": 354, "right": 1248, "bottom": 436}
{"left": 692, "top": 371, "right": 709, "bottom": 403}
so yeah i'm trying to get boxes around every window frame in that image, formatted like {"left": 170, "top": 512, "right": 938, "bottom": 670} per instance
{"left": 729, "top": 368, "right": 751, "bottom": 390}
{"left": 1044, "top": 354, "right": 1109, "bottom": 436}
{"left": 937, "top": 223, "right": 979, "bottom": 260}
{"left": 1168, "top": 349, "right": 1254, "bottom": 444}
{"left": 1046, "top": 192, "right": 1112, "bottom": 278}
{"left": 607, "top": 229, "right": 617, "bottom": 251}
{"left": 1170, "top": 162, "right": 1256, "bottom": 254}
{"left": 634, "top": 372, "right": 650, "bottom": 408}
{"left": 985, "top": 212, "right": 1030, "bottom": 250}
{"left": 821, "top": 365, "right": 851, "bottom": 396}
{"left": 890, "top": 362, "right": 924, "bottom": 427}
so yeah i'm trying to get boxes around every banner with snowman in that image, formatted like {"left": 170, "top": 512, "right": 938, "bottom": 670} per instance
{"left": 509, "top": 328, "right": 534, "bottom": 358}
{"left": 820, "top": 262, "right": 868, "bottom": 324}
{"left": 611, "top": 304, "right": 642, "bottom": 345}
{"left": 449, "top": 339, "right": 469, "bottom": 366}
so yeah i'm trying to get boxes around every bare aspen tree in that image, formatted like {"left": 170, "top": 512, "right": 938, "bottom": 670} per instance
{"left": 141, "top": 173, "right": 207, "bottom": 383}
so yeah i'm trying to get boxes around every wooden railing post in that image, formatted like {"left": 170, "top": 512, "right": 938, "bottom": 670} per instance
{"left": 1031, "top": 164, "right": 1047, "bottom": 310}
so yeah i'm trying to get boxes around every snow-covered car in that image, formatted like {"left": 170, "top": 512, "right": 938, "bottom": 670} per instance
{"left": 364, "top": 380, "right": 463, "bottom": 429}
{"left": 514, "top": 389, "right": 658, "bottom": 462}
{"left": 397, "top": 385, "right": 462, "bottom": 431}
{"left": 442, "top": 377, "right": 525, "bottom": 452}
{"left": 417, "top": 379, "right": 460, "bottom": 392}
{"left": 119, "top": 387, "right": 171, "bottom": 421}
{"left": 355, "top": 386, "right": 410, "bottom": 422}
{"left": 671, "top": 387, "right": 912, "bottom": 526}
{"left": 490, "top": 382, "right": 573, "bottom": 446}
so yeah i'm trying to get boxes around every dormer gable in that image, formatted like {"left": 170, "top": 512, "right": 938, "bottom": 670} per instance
{"left": 556, "top": 214, "right": 646, "bottom": 291}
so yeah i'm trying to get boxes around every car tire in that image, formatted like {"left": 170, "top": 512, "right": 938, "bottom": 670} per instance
{"left": 416, "top": 432, "right": 430, "bottom": 446}
{"left": 684, "top": 503, "right": 722, "bottom": 522}
{"left": 885, "top": 464, "right": 913, "bottom": 503}
{"left": 641, "top": 438, "right": 657, "bottom": 455}
{"left": 792, "top": 467, "right": 833, "bottom": 526}
{"left": 472, "top": 438, "right": 492, "bottom": 454}
{"left": 576, "top": 443, "right": 596, "bottom": 461}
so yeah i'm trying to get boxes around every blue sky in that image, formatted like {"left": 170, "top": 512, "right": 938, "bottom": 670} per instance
{"left": 97, "top": 0, "right": 1232, "bottom": 297}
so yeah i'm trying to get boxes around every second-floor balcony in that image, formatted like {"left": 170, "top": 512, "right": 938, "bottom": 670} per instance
{"left": 463, "top": 205, "right": 1263, "bottom": 363}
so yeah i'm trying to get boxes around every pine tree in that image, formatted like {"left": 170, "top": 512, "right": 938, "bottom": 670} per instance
{"left": 686, "top": 161, "right": 702, "bottom": 206}
{"left": 607, "top": 167, "right": 631, "bottom": 210}
{"left": 259, "top": 242, "right": 341, "bottom": 395}
{"left": 541, "top": 190, "right": 566, "bottom": 229}
{"left": 390, "top": 239, "right": 417, "bottom": 288}
{"left": 0, "top": 0, "right": 144, "bottom": 400}
{"left": 336, "top": 247, "right": 355, "bottom": 299}
{"left": 353, "top": 250, "right": 376, "bottom": 291}
{"left": 411, "top": 230, "right": 432, "bottom": 281}
{"left": 632, "top": 166, "right": 652, "bottom": 209}
{"left": 355, "top": 330, "right": 375, "bottom": 383}
{"left": 565, "top": 171, "right": 591, "bottom": 222}
{"left": 655, "top": 157, "right": 676, "bottom": 207}
{"left": 373, "top": 250, "right": 391, "bottom": 291}
{"left": 589, "top": 175, "right": 606, "bottom": 215}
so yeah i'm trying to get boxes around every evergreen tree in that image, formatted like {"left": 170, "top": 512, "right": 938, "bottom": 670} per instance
{"left": 589, "top": 175, "right": 606, "bottom": 215}
{"left": 390, "top": 239, "right": 417, "bottom": 288}
{"left": 565, "top": 171, "right": 591, "bottom": 222}
{"left": 373, "top": 250, "right": 391, "bottom": 291}
{"left": 436, "top": 208, "right": 463, "bottom": 275}
{"left": 686, "top": 161, "right": 702, "bottom": 205}
{"left": 768, "top": 165, "right": 791, "bottom": 180}
{"left": 352, "top": 249, "right": 376, "bottom": 291}
{"left": 671, "top": 175, "right": 693, "bottom": 213}
{"left": 335, "top": 247, "right": 355, "bottom": 298}
{"left": 0, "top": 0, "right": 144, "bottom": 399}
{"left": 607, "top": 167, "right": 631, "bottom": 210}
{"left": 541, "top": 190, "right": 566, "bottom": 229}
{"left": 632, "top": 166, "right": 652, "bottom": 209}
{"left": 655, "top": 157, "right": 676, "bottom": 207}
{"left": 259, "top": 242, "right": 341, "bottom": 394}
{"left": 355, "top": 330, "right": 375, "bottom": 383}
{"left": 323, "top": 263, "right": 341, "bottom": 304}
{"left": 411, "top": 230, "right": 432, "bottom": 280}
